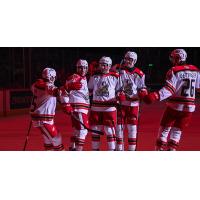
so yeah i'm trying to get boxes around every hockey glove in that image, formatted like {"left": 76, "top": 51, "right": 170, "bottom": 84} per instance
{"left": 117, "top": 91, "right": 126, "bottom": 102}
{"left": 63, "top": 104, "right": 73, "bottom": 115}
{"left": 143, "top": 92, "right": 160, "bottom": 104}
{"left": 138, "top": 89, "right": 148, "bottom": 100}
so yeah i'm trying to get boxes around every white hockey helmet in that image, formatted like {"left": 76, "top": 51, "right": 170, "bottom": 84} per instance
{"left": 124, "top": 51, "right": 137, "bottom": 64}
{"left": 76, "top": 59, "right": 88, "bottom": 68}
{"left": 169, "top": 49, "right": 187, "bottom": 65}
{"left": 99, "top": 56, "right": 112, "bottom": 66}
{"left": 76, "top": 59, "right": 88, "bottom": 76}
{"left": 99, "top": 56, "right": 112, "bottom": 74}
{"left": 42, "top": 68, "right": 56, "bottom": 83}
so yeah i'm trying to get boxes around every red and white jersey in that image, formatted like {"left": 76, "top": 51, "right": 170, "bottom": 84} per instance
{"left": 88, "top": 72, "right": 119, "bottom": 112}
{"left": 119, "top": 67, "right": 147, "bottom": 106}
{"left": 30, "top": 79, "right": 69, "bottom": 126}
{"left": 158, "top": 65, "right": 200, "bottom": 112}
{"left": 66, "top": 74, "right": 90, "bottom": 114}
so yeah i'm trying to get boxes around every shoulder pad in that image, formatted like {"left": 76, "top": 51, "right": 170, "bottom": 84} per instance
{"left": 172, "top": 65, "right": 199, "bottom": 73}
{"left": 133, "top": 67, "right": 144, "bottom": 77}
{"left": 34, "top": 79, "right": 46, "bottom": 90}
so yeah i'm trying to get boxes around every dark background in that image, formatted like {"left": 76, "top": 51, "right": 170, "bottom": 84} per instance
{"left": 0, "top": 47, "right": 199, "bottom": 89}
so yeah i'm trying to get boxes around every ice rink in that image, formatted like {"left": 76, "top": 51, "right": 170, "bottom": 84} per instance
{"left": 1, "top": 101, "right": 200, "bottom": 151}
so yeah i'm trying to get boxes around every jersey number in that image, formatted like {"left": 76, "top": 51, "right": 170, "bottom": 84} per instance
{"left": 181, "top": 79, "right": 195, "bottom": 97}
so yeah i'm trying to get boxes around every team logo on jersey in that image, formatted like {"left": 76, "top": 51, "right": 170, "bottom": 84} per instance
{"left": 123, "top": 80, "right": 133, "bottom": 96}
{"left": 96, "top": 81, "right": 109, "bottom": 97}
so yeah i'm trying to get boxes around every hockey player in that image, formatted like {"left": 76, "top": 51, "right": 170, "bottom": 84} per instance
{"left": 88, "top": 56, "right": 119, "bottom": 151}
{"left": 144, "top": 49, "right": 200, "bottom": 151}
{"left": 116, "top": 51, "right": 148, "bottom": 151}
{"left": 65, "top": 59, "right": 90, "bottom": 151}
{"left": 30, "top": 67, "right": 72, "bottom": 151}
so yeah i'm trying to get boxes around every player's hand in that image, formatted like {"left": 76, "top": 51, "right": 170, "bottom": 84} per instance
{"left": 63, "top": 104, "right": 73, "bottom": 115}
{"left": 143, "top": 92, "right": 160, "bottom": 104}
{"left": 138, "top": 89, "right": 148, "bottom": 100}
{"left": 117, "top": 91, "right": 126, "bottom": 102}
{"left": 65, "top": 82, "right": 82, "bottom": 91}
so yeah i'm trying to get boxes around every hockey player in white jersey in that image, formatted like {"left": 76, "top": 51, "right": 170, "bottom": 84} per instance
{"left": 65, "top": 59, "right": 90, "bottom": 151}
{"left": 30, "top": 67, "right": 71, "bottom": 151}
{"left": 88, "top": 56, "right": 119, "bottom": 151}
{"left": 144, "top": 49, "right": 200, "bottom": 150}
{"left": 116, "top": 51, "right": 148, "bottom": 151}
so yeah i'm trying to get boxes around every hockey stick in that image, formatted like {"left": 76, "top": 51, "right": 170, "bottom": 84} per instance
{"left": 56, "top": 91, "right": 103, "bottom": 135}
{"left": 23, "top": 120, "right": 32, "bottom": 151}
{"left": 71, "top": 113, "right": 104, "bottom": 135}
{"left": 23, "top": 95, "right": 35, "bottom": 151}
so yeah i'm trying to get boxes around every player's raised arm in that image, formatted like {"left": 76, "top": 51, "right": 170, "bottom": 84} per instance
{"left": 29, "top": 67, "right": 65, "bottom": 151}
{"left": 143, "top": 68, "right": 177, "bottom": 104}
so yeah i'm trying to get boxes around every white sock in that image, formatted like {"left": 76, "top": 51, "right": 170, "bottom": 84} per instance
{"left": 168, "top": 127, "right": 182, "bottom": 150}
{"left": 104, "top": 126, "right": 116, "bottom": 151}
{"left": 127, "top": 124, "right": 137, "bottom": 151}
{"left": 91, "top": 125, "right": 102, "bottom": 150}
{"left": 116, "top": 124, "right": 124, "bottom": 151}
{"left": 76, "top": 129, "right": 87, "bottom": 151}
{"left": 156, "top": 126, "right": 171, "bottom": 150}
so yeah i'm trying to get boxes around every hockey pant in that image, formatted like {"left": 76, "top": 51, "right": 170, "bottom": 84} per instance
{"left": 156, "top": 106, "right": 192, "bottom": 151}
{"left": 70, "top": 112, "right": 88, "bottom": 151}
{"left": 90, "top": 110, "right": 116, "bottom": 151}
{"left": 116, "top": 105, "right": 139, "bottom": 151}
{"left": 37, "top": 123, "right": 64, "bottom": 151}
